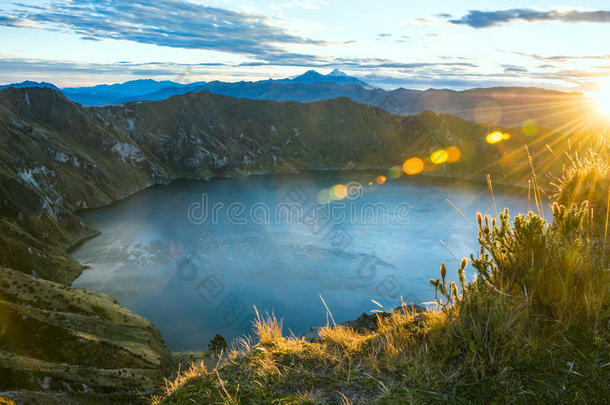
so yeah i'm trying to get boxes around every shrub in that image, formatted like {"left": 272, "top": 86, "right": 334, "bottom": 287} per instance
{"left": 208, "top": 334, "right": 227, "bottom": 354}
{"left": 553, "top": 150, "right": 609, "bottom": 209}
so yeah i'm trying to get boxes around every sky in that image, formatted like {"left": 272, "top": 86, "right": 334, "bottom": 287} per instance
{"left": 0, "top": 0, "right": 609, "bottom": 91}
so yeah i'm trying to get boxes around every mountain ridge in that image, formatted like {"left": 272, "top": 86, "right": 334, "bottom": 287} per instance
{"left": 1, "top": 75, "right": 594, "bottom": 132}
{"left": 274, "top": 69, "right": 369, "bottom": 86}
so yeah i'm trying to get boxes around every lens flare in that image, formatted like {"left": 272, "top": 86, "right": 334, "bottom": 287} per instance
{"left": 445, "top": 146, "right": 462, "bottom": 163}
{"left": 486, "top": 131, "right": 504, "bottom": 144}
{"left": 376, "top": 175, "right": 387, "bottom": 185}
{"left": 317, "top": 189, "right": 333, "bottom": 204}
{"left": 430, "top": 149, "right": 449, "bottom": 164}
{"left": 403, "top": 157, "right": 424, "bottom": 175}
{"left": 331, "top": 184, "right": 348, "bottom": 200}
{"left": 345, "top": 181, "right": 364, "bottom": 199}
{"left": 587, "top": 80, "right": 610, "bottom": 119}
{"left": 388, "top": 165, "right": 403, "bottom": 179}
{"left": 521, "top": 119, "right": 538, "bottom": 136}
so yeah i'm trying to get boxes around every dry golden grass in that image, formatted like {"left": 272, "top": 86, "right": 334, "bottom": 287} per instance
{"left": 151, "top": 360, "right": 209, "bottom": 404}
{"left": 252, "top": 306, "right": 283, "bottom": 344}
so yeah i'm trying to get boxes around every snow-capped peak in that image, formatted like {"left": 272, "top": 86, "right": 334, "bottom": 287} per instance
{"left": 328, "top": 69, "right": 348, "bottom": 77}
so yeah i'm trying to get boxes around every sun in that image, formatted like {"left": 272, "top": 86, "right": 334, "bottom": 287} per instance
{"left": 587, "top": 81, "right": 610, "bottom": 119}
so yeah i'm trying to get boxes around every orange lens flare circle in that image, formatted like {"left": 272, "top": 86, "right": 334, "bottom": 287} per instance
{"left": 445, "top": 146, "right": 461, "bottom": 163}
{"left": 376, "top": 175, "right": 387, "bottom": 185}
{"left": 331, "top": 184, "right": 348, "bottom": 200}
{"left": 403, "top": 157, "right": 424, "bottom": 175}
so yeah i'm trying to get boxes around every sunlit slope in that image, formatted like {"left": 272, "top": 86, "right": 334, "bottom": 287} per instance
{"left": 153, "top": 83, "right": 606, "bottom": 135}
{"left": 0, "top": 267, "right": 176, "bottom": 401}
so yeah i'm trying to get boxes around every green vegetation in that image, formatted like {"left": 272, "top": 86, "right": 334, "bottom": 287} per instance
{"left": 209, "top": 335, "right": 228, "bottom": 355}
{"left": 156, "top": 150, "right": 609, "bottom": 404}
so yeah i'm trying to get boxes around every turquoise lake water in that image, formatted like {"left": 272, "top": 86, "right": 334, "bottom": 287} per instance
{"left": 72, "top": 172, "right": 533, "bottom": 351}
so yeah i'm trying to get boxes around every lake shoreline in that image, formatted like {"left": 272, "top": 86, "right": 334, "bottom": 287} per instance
{"left": 70, "top": 169, "right": 534, "bottom": 352}
{"left": 66, "top": 165, "right": 541, "bottom": 287}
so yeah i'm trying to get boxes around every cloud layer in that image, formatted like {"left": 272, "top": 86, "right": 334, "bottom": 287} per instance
{"left": 4, "top": 54, "right": 606, "bottom": 92}
{"left": 450, "top": 8, "right": 610, "bottom": 28}
{"left": 0, "top": 2, "right": 608, "bottom": 91}
{"left": 0, "top": 0, "right": 324, "bottom": 60}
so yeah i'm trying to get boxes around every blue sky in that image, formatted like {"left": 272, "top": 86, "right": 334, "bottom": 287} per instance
{"left": 0, "top": 0, "right": 609, "bottom": 91}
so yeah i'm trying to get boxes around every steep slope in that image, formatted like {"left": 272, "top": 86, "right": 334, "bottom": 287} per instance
{"left": 0, "top": 267, "right": 176, "bottom": 404}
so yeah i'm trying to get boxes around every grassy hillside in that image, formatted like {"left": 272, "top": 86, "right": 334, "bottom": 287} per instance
{"left": 157, "top": 148, "right": 609, "bottom": 404}
{"left": 0, "top": 267, "right": 176, "bottom": 403}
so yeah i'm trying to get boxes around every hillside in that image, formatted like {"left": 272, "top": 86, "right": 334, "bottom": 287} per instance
{"left": 0, "top": 267, "right": 176, "bottom": 404}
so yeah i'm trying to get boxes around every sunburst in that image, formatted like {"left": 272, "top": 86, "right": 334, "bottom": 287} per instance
{"left": 587, "top": 80, "right": 610, "bottom": 120}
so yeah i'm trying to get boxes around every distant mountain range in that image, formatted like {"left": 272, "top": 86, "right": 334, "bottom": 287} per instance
{"left": 1, "top": 70, "right": 599, "bottom": 132}
{"left": 0, "top": 70, "right": 368, "bottom": 106}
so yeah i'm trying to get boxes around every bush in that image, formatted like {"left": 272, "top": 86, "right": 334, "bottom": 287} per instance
{"left": 462, "top": 204, "right": 608, "bottom": 331}
{"left": 553, "top": 150, "right": 609, "bottom": 211}
{"left": 208, "top": 334, "right": 227, "bottom": 354}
